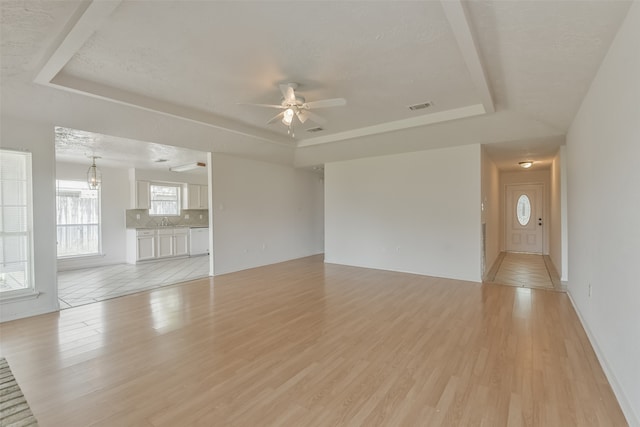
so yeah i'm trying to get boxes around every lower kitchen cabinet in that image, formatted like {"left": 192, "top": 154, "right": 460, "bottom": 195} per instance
{"left": 136, "top": 230, "right": 156, "bottom": 261}
{"left": 127, "top": 227, "right": 190, "bottom": 263}
{"left": 174, "top": 229, "right": 189, "bottom": 256}
{"left": 157, "top": 230, "right": 174, "bottom": 258}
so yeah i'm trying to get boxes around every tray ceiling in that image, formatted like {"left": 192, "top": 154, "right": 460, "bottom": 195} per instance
{"left": 1, "top": 0, "right": 633, "bottom": 169}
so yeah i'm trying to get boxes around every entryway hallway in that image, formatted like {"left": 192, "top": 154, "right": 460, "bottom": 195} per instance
{"left": 485, "top": 252, "right": 563, "bottom": 291}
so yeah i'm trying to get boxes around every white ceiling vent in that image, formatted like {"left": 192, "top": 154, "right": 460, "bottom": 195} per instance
{"left": 306, "top": 127, "right": 324, "bottom": 133}
{"left": 408, "top": 101, "right": 433, "bottom": 111}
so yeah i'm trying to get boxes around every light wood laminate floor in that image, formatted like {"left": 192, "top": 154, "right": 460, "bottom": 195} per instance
{"left": 0, "top": 256, "right": 626, "bottom": 426}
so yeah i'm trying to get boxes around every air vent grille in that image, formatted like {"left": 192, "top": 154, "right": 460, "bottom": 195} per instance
{"left": 408, "top": 102, "right": 432, "bottom": 111}
{"left": 306, "top": 127, "right": 324, "bottom": 133}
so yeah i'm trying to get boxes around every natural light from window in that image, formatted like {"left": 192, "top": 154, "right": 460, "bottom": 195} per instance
{"left": 149, "top": 184, "right": 180, "bottom": 216}
{"left": 0, "top": 149, "right": 34, "bottom": 294}
{"left": 56, "top": 180, "right": 101, "bottom": 257}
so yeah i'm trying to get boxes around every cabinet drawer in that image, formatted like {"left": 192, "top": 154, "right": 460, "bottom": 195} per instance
{"left": 157, "top": 228, "right": 174, "bottom": 235}
{"left": 137, "top": 229, "right": 156, "bottom": 237}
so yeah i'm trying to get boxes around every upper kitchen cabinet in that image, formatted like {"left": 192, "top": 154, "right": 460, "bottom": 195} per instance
{"left": 183, "top": 184, "right": 208, "bottom": 209}
{"left": 135, "top": 180, "right": 150, "bottom": 209}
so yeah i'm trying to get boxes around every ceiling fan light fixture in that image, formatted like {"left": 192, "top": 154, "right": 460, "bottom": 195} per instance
{"left": 282, "top": 108, "right": 295, "bottom": 125}
{"left": 519, "top": 161, "right": 534, "bottom": 169}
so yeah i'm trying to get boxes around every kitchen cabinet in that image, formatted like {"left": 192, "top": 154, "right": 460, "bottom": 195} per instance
{"left": 174, "top": 228, "right": 189, "bottom": 256}
{"left": 183, "top": 184, "right": 208, "bottom": 209}
{"left": 127, "top": 227, "right": 190, "bottom": 263}
{"left": 135, "top": 180, "right": 150, "bottom": 209}
{"left": 136, "top": 229, "right": 155, "bottom": 261}
{"left": 157, "top": 229, "right": 174, "bottom": 258}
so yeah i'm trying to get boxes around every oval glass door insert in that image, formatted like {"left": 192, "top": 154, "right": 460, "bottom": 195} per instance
{"left": 516, "top": 194, "right": 531, "bottom": 226}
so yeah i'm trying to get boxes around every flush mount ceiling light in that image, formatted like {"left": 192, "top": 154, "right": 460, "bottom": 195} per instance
{"left": 87, "top": 156, "right": 101, "bottom": 190}
{"left": 170, "top": 162, "right": 206, "bottom": 172}
{"left": 519, "top": 161, "right": 534, "bottom": 169}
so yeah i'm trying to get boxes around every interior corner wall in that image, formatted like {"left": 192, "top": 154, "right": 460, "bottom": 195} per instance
{"left": 481, "top": 147, "right": 501, "bottom": 277}
{"left": 325, "top": 144, "right": 482, "bottom": 283}
{"left": 1, "top": 116, "right": 59, "bottom": 322}
{"left": 566, "top": 2, "right": 640, "bottom": 425}
{"left": 56, "top": 162, "right": 130, "bottom": 271}
{"left": 499, "top": 169, "right": 551, "bottom": 254}
{"left": 210, "top": 153, "right": 324, "bottom": 275}
{"left": 549, "top": 147, "right": 568, "bottom": 280}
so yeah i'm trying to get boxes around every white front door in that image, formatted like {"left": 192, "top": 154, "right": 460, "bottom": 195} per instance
{"left": 505, "top": 184, "right": 543, "bottom": 253}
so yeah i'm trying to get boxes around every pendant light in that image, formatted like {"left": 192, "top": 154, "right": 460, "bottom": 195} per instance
{"left": 87, "top": 156, "right": 102, "bottom": 190}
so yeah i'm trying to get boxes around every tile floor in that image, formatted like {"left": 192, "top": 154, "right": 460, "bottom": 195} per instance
{"left": 485, "top": 252, "right": 563, "bottom": 291}
{"left": 57, "top": 255, "right": 210, "bottom": 308}
{"left": 494, "top": 252, "right": 553, "bottom": 289}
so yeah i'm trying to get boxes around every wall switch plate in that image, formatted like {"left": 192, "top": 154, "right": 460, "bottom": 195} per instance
{"left": 185, "top": 214, "right": 189, "bottom": 219}
{"left": 136, "top": 214, "right": 140, "bottom": 220}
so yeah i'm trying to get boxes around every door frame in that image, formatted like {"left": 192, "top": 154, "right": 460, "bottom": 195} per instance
{"left": 502, "top": 181, "right": 548, "bottom": 254}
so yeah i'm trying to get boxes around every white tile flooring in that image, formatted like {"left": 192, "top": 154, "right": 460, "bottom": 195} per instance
{"left": 57, "top": 255, "right": 210, "bottom": 309}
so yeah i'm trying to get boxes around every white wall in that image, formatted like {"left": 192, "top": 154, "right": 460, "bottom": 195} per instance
{"left": 1, "top": 116, "right": 59, "bottom": 322}
{"left": 566, "top": 3, "right": 640, "bottom": 425}
{"left": 549, "top": 147, "right": 568, "bottom": 281}
{"left": 500, "top": 169, "right": 550, "bottom": 254}
{"left": 325, "top": 144, "right": 482, "bottom": 282}
{"left": 56, "top": 162, "right": 130, "bottom": 271}
{"left": 211, "top": 153, "right": 324, "bottom": 275}
{"left": 481, "top": 147, "right": 501, "bottom": 276}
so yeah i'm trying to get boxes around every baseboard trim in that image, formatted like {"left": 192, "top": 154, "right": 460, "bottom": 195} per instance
{"left": 566, "top": 290, "right": 639, "bottom": 427}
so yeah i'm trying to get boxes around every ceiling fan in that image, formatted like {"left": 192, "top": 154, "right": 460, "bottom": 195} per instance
{"left": 241, "top": 83, "right": 346, "bottom": 137}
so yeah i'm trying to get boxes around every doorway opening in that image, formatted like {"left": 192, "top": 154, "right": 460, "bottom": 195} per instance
{"left": 55, "top": 127, "right": 213, "bottom": 309}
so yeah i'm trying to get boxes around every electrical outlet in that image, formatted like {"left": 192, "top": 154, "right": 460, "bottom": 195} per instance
{"left": 136, "top": 214, "right": 140, "bottom": 220}
{"left": 199, "top": 214, "right": 203, "bottom": 219}
{"left": 588, "top": 283, "right": 592, "bottom": 297}
{"left": 185, "top": 214, "right": 189, "bottom": 219}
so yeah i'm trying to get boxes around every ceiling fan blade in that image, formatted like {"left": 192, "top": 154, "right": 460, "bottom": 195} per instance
{"left": 279, "top": 84, "right": 297, "bottom": 103}
{"left": 303, "top": 98, "right": 346, "bottom": 109}
{"left": 238, "top": 103, "right": 285, "bottom": 109}
{"left": 266, "top": 111, "right": 285, "bottom": 124}
{"left": 304, "top": 110, "right": 327, "bottom": 125}
{"left": 296, "top": 110, "right": 309, "bottom": 124}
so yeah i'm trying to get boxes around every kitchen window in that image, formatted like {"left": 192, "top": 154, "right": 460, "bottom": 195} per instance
{"left": 149, "top": 184, "right": 181, "bottom": 216}
{"left": 0, "top": 149, "right": 34, "bottom": 295}
{"left": 56, "top": 180, "right": 101, "bottom": 257}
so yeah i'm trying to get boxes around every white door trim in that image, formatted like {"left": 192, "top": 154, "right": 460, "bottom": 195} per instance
{"left": 505, "top": 183, "right": 544, "bottom": 254}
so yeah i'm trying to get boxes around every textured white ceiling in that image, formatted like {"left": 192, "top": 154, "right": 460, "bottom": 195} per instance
{"left": 60, "top": 1, "right": 479, "bottom": 136}
{"left": 467, "top": 0, "right": 632, "bottom": 132}
{"left": 0, "top": 0, "right": 633, "bottom": 170}
{"left": 55, "top": 127, "right": 208, "bottom": 172}
{"left": 0, "top": 0, "right": 82, "bottom": 78}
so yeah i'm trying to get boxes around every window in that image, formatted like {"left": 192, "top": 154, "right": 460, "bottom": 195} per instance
{"left": 0, "top": 149, "right": 34, "bottom": 294}
{"left": 516, "top": 194, "right": 531, "bottom": 226}
{"left": 56, "top": 180, "right": 101, "bottom": 257}
{"left": 149, "top": 184, "right": 180, "bottom": 216}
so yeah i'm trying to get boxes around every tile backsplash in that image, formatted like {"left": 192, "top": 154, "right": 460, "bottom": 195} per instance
{"left": 126, "top": 209, "right": 209, "bottom": 228}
